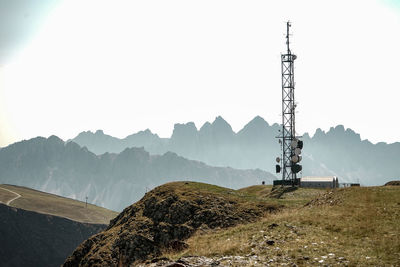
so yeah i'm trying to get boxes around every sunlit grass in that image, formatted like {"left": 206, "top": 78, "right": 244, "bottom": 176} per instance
{"left": 165, "top": 186, "right": 400, "bottom": 266}
{"left": 0, "top": 184, "right": 118, "bottom": 224}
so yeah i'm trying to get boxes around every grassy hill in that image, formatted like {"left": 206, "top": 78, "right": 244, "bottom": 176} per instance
{"left": 164, "top": 185, "right": 400, "bottom": 266}
{"left": 0, "top": 184, "right": 118, "bottom": 224}
{"left": 63, "top": 182, "right": 400, "bottom": 266}
{"left": 63, "top": 182, "right": 281, "bottom": 266}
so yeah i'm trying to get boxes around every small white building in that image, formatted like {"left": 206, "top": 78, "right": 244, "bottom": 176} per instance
{"left": 300, "top": 176, "right": 339, "bottom": 189}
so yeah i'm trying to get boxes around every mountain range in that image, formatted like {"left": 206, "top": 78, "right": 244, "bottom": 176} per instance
{"left": 72, "top": 116, "right": 400, "bottom": 186}
{"left": 0, "top": 135, "right": 274, "bottom": 211}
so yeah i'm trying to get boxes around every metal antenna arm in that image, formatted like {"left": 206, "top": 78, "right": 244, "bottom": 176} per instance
{"left": 286, "top": 21, "right": 291, "bottom": 54}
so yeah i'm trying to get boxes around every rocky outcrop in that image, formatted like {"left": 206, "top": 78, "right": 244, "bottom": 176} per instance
{"left": 384, "top": 180, "right": 400, "bottom": 186}
{"left": 63, "top": 182, "right": 279, "bottom": 266}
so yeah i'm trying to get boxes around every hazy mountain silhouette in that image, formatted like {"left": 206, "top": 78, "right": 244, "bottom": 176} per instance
{"left": 71, "top": 116, "right": 400, "bottom": 186}
{"left": 0, "top": 136, "right": 274, "bottom": 211}
{"left": 72, "top": 129, "right": 167, "bottom": 155}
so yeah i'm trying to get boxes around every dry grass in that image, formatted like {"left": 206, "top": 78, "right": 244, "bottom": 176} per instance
{"left": 165, "top": 186, "right": 400, "bottom": 266}
{"left": 0, "top": 187, "right": 18, "bottom": 204}
{"left": 0, "top": 184, "right": 118, "bottom": 224}
{"left": 239, "top": 185, "right": 326, "bottom": 208}
{"left": 154, "top": 182, "right": 282, "bottom": 212}
{"left": 238, "top": 185, "right": 274, "bottom": 196}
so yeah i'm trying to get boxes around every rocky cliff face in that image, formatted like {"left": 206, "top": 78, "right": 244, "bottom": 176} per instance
{"left": 63, "top": 182, "right": 279, "bottom": 266}
{"left": 0, "top": 204, "right": 105, "bottom": 267}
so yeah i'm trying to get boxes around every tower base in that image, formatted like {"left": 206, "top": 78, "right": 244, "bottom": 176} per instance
{"left": 273, "top": 178, "right": 300, "bottom": 187}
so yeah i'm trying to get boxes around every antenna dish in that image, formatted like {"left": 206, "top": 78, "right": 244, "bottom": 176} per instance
{"left": 294, "top": 148, "right": 301, "bottom": 156}
{"left": 276, "top": 157, "right": 281, "bottom": 163}
{"left": 276, "top": 165, "right": 281, "bottom": 173}
{"left": 297, "top": 140, "right": 303, "bottom": 149}
{"left": 291, "top": 164, "right": 302, "bottom": 174}
{"left": 291, "top": 155, "right": 299, "bottom": 163}
{"left": 291, "top": 140, "right": 298, "bottom": 149}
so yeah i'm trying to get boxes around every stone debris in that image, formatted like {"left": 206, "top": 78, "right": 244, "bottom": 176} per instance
{"left": 165, "top": 263, "right": 186, "bottom": 267}
{"left": 138, "top": 253, "right": 352, "bottom": 267}
{"left": 268, "top": 223, "right": 279, "bottom": 229}
{"left": 305, "top": 190, "right": 343, "bottom": 207}
{"left": 141, "top": 256, "right": 276, "bottom": 267}
{"left": 138, "top": 253, "right": 356, "bottom": 267}
{"left": 266, "top": 240, "right": 275, "bottom": 246}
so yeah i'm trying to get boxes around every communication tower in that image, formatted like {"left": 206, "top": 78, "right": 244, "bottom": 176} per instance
{"left": 275, "top": 22, "right": 303, "bottom": 185}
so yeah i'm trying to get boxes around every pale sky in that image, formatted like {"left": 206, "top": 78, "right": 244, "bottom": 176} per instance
{"left": 0, "top": 0, "right": 399, "bottom": 147}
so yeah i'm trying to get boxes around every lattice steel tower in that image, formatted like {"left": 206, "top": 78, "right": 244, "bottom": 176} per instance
{"left": 276, "top": 21, "right": 302, "bottom": 184}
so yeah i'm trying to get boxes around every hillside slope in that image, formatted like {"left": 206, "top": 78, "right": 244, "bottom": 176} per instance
{"left": 0, "top": 204, "right": 105, "bottom": 267}
{"left": 0, "top": 184, "right": 118, "bottom": 224}
{"left": 64, "top": 184, "right": 400, "bottom": 266}
{"left": 63, "top": 182, "right": 280, "bottom": 266}
{"left": 161, "top": 186, "right": 400, "bottom": 266}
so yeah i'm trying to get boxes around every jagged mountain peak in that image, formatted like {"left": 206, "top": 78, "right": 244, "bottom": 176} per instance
{"left": 174, "top": 121, "right": 197, "bottom": 128}
{"left": 47, "top": 135, "right": 64, "bottom": 144}
{"left": 141, "top": 128, "right": 153, "bottom": 134}
{"left": 74, "top": 130, "right": 94, "bottom": 137}
{"left": 334, "top": 125, "right": 345, "bottom": 132}
{"left": 251, "top": 115, "right": 269, "bottom": 125}
{"left": 16, "top": 135, "right": 64, "bottom": 149}
{"left": 212, "top": 116, "right": 230, "bottom": 126}
{"left": 238, "top": 116, "right": 269, "bottom": 135}
{"left": 73, "top": 129, "right": 116, "bottom": 140}
{"left": 76, "top": 130, "right": 92, "bottom": 135}
{"left": 303, "top": 132, "right": 311, "bottom": 139}
{"left": 171, "top": 122, "right": 198, "bottom": 138}
{"left": 126, "top": 128, "right": 159, "bottom": 139}
{"left": 211, "top": 116, "right": 234, "bottom": 133}
{"left": 245, "top": 116, "right": 269, "bottom": 127}
{"left": 312, "top": 128, "right": 325, "bottom": 139}
{"left": 199, "top": 121, "right": 212, "bottom": 132}
{"left": 313, "top": 125, "right": 362, "bottom": 142}
{"left": 197, "top": 117, "right": 235, "bottom": 141}
{"left": 271, "top": 122, "right": 280, "bottom": 129}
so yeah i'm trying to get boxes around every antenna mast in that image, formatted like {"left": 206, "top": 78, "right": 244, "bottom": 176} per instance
{"left": 275, "top": 21, "right": 303, "bottom": 186}
{"left": 286, "top": 22, "right": 291, "bottom": 54}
